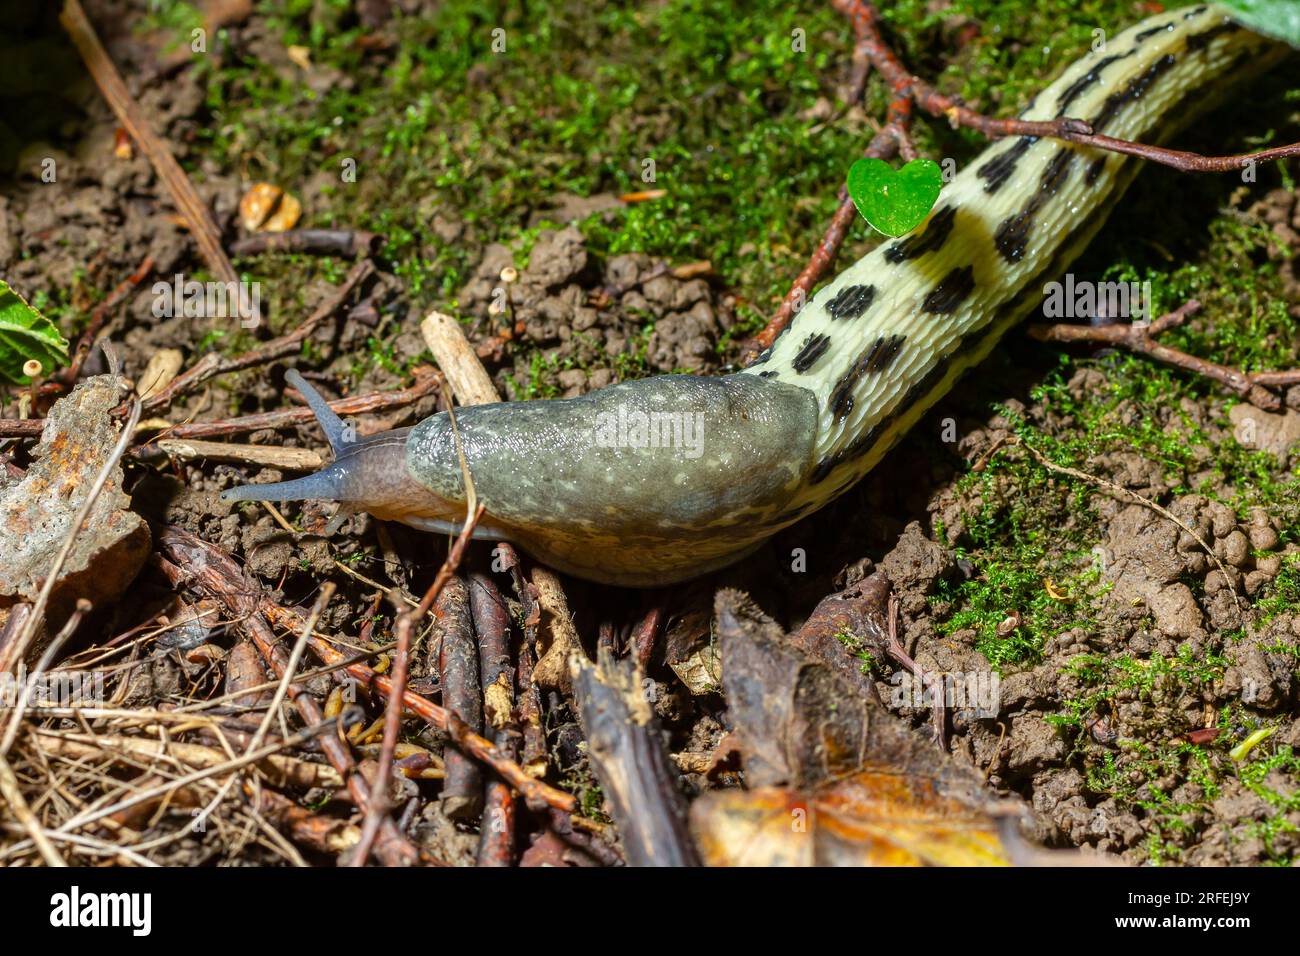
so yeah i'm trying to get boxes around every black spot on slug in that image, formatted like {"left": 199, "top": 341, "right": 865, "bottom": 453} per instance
{"left": 810, "top": 454, "right": 837, "bottom": 484}
{"left": 1134, "top": 24, "right": 1173, "bottom": 43}
{"left": 825, "top": 283, "right": 876, "bottom": 320}
{"left": 993, "top": 148, "right": 1075, "bottom": 264}
{"left": 994, "top": 213, "right": 1033, "bottom": 264}
{"left": 1039, "top": 147, "right": 1074, "bottom": 193}
{"left": 1091, "top": 53, "right": 1176, "bottom": 132}
{"left": 812, "top": 189, "right": 1129, "bottom": 488}
{"left": 1184, "top": 5, "right": 1209, "bottom": 19}
{"left": 976, "top": 137, "right": 1037, "bottom": 193}
{"left": 828, "top": 334, "right": 906, "bottom": 422}
{"left": 1185, "top": 19, "right": 1239, "bottom": 51}
{"left": 757, "top": 370, "right": 777, "bottom": 378}
{"left": 1085, "top": 155, "right": 1108, "bottom": 185}
{"left": 1054, "top": 51, "right": 1134, "bottom": 116}
{"left": 922, "top": 266, "right": 977, "bottom": 313}
{"left": 884, "top": 206, "right": 957, "bottom": 263}
{"left": 790, "top": 333, "right": 832, "bottom": 374}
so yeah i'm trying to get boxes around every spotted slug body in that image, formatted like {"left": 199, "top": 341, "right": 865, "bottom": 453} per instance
{"left": 224, "top": 5, "right": 1287, "bottom": 586}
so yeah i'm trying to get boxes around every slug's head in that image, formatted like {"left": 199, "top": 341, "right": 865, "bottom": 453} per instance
{"left": 220, "top": 370, "right": 461, "bottom": 527}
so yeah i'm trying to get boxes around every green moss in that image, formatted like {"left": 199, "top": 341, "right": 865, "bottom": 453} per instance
{"left": 1047, "top": 647, "right": 1300, "bottom": 864}
{"left": 929, "top": 422, "right": 1109, "bottom": 669}
{"left": 1050, "top": 643, "right": 1230, "bottom": 736}
{"left": 833, "top": 626, "right": 880, "bottom": 677}
{"left": 1237, "top": 745, "right": 1300, "bottom": 864}
{"left": 1257, "top": 554, "right": 1300, "bottom": 623}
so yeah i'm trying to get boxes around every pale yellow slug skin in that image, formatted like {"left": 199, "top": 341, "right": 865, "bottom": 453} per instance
{"left": 227, "top": 5, "right": 1288, "bottom": 586}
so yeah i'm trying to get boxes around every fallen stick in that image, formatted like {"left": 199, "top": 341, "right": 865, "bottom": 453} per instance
{"left": 1027, "top": 300, "right": 1298, "bottom": 411}
{"left": 31, "top": 729, "right": 343, "bottom": 790}
{"left": 155, "top": 526, "right": 428, "bottom": 865}
{"left": 138, "top": 439, "right": 324, "bottom": 470}
{"left": 3, "top": 365, "right": 440, "bottom": 442}
{"left": 432, "top": 575, "right": 484, "bottom": 820}
{"left": 60, "top": 1, "right": 241, "bottom": 306}
{"left": 469, "top": 572, "right": 519, "bottom": 866}
{"left": 419, "top": 311, "right": 501, "bottom": 407}
{"left": 571, "top": 650, "right": 700, "bottom": 867}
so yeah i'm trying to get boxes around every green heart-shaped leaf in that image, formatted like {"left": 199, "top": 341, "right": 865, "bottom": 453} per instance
{"left": 846, "top": 158, "right": 943, "bottom": 238}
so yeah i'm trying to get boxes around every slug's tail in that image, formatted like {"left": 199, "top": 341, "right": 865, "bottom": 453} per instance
{"left": 220, "top": 371, "right": 412, "bottom": 508}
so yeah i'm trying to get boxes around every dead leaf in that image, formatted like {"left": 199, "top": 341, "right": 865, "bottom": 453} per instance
{"left": 668, "top": 641, "right": 720, "bottom": 695}
{"left": 484, "top": 671, "right": 513, "bottom": 729}
{"left": 286, "top": 45, "right": 312, "bottom": 70}
{"left": 691, "top": 766, "right": 1009, "bottom": 866}
{"left": 239, "top": 182, "right": 302, "bottom": 233}
{"left": 688, "top": 590, "right": 1023, "bottom": 866}
{"left": 136, "top": 348, "right": 184, "bottom": 400}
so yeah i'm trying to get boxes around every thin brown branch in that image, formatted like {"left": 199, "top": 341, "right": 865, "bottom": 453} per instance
{"left": 832, "top": 0, "right": 1300, "bottom": 170}
{"left": 269, "top": 603, "right": 578, "bottom": 815}
{"left": 154, "top": 526, "right": 428, "bottom": 866}
{"left": 977, "top": 434, "right": 1245, "bottom": 617}
{"left": 1027, "top": 300, "right": 1297, "bottom": 411}
{"left": 432, "top": 576, "right": 484, "bottom": 820}
{"left": 140, "top": 258, "right": 375, "bottom": 414}
{"left": 748, "top": 121, "right": 902, "bottom": 358}
{"left": 350, "top": 606, "right": 416, "bottom": 866}
{"left": 60, "top": 1, "right": 240, "bottom": 301}
{"left": 56, "top": 255, "right": 155, "bottom": 388}
{"left": 1063, "top": 133, "right": 1300, "bottom": 173}
{"left": 3, "top": 370, "right": 442, "bottom": 442}
{"left": 469, "top": 572, "right": 519, "bottom": 866}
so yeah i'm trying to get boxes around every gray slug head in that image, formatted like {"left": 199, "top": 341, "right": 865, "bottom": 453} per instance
{"left": 224, "top": 371, "right": 820, "bottom": 586}
{"left": 220, "top": 370, "right": 460, "bottom": 527}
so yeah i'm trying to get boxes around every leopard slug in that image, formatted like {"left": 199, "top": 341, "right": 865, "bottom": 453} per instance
{"left": 224, "top": 5, "right": 1286, "bottom": 586}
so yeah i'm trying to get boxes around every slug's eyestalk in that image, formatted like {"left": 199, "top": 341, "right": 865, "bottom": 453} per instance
{"left": 220, "top": 370, "right": 457, "bottom": 526}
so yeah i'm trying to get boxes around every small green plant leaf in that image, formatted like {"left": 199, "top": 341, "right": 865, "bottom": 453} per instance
{"left": 1220, "top": 0, "right": 1300, "bottom": 48}
{"left": 0, "top": 279, "right": 70, "bottom": 384}
{"left": 846, "top": 157, "right": 943, "bottom": 238}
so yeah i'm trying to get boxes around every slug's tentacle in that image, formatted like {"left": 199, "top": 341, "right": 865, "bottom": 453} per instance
{"left": 221, "top": 374, "right": 456, "bottom": 526}
{"left": 284, "top": 369, "right": 350, "bottom": 454}
{"left": 223, "top": 5, "right": 1289, "bottom": 586}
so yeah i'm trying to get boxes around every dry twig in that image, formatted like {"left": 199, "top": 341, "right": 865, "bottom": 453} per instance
{"left": 60, "top": 2, "right": 240, "bottom": 304}
{"left": 1028, "top": 301, "right": 1299, "bottom": 411}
